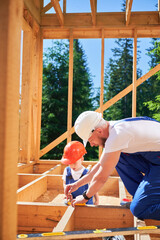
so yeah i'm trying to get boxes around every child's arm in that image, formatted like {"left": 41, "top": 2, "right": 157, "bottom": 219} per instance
{"left": 93, "top": 192, "right": 99, "bottom": 205}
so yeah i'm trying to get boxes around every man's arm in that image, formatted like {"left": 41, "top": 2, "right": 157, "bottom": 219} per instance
{"left": 65, "top": 161, "right": 101, "bottom": 197}
{"left": 71, "top": 150, "right": 121, "bottom": 206}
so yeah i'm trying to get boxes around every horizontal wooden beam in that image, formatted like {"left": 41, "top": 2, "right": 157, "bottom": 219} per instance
{"left": 17, "top": 203, "right": 67, "bottom": 233}
{"left": 42, "top": 11, "right": 159, "bottom": 28}
{"left": 17, "top": 175, "right": 47, "bottom": 202}
{"left": 43, "top": 26, "right": 160, "bottom": 39}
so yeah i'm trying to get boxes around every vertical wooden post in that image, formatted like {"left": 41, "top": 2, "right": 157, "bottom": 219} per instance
{"left": 99, "top": 29, "right": 105, "bottom": 158}
{"left": 67, "top": 30, "right": 74, "bottom": 143}
{"left": 19, "top": 30, "right": 33, "bottom": 164}
{"left": 37, "top": 29, "right": 43, "bottom": 161}
{"left": 132, "top": 30, "right": 137, "bottom": 117}
{"left": 0, "top": 0, "right": 22, "bottom": 239}
{"left": 63, "top": 0, "right": 66, "bottom": 13}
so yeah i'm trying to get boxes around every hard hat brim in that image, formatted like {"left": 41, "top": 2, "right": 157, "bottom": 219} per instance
{"left": 61, "top": 157, "right": 72, "bottom": 165}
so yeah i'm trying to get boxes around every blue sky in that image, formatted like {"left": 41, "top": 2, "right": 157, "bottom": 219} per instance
{"left": 43, "top": 0, "right": 158, "bottom": 89}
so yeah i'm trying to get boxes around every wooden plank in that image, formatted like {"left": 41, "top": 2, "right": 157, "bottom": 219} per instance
{"left": 24, "top": 0, "right": 40, "bottom": 24}
{"left": 39, "top": 127, "right": 74, "bottom": 157}
{"left": 53, "top": 206, "right": 75, "bottom": 232}
{"left": 17, "top": 175, "right": 47, "bottom": 202}
{"left": 42, "top": 26, "right": 160, "bottom": 39}
{"left": 0, "top": 0, "right": 22, "bottom": 239}
{"left": 74, "top": 205, "right": 134, "bottom": 230}
{"left": 19, "top": 30, "right": 33, "bottom": 164}
{"left": 98, "top": 177, "right": 119, "bottom": 197}
{"left": 43, "top": 164, "right": 62, "bottom": 175}
{"left": 17, "top": 203, "right": 67, "bottom": 233}
{"left": 30, "top": 31, "right": 43, "bottom": 162}
{"left": 63, "top": 0, "right": 66, "bottom": 14}
{"left": 18, "top": 173, "right": 41, "bottom": 188}
{"left": 67, "top": 30, "right": 73, "bottom": 143}
{"left": 41, "top": 2, "right": 52, "bottom": 15}
{"left": 96, "top": 63, "right": 160, "bottom": 113}
{"left": 132, "top": 29, "right": 137, "bottom": 117}
{"left": 126, "top": 0, "right": 133, "bottom": 26}
{"left": 47, "top": 175, "right": 63, "bottom": 190}
{"left": 36, "top": 29, "right": 43, "bottom": 161}
{"left": 99, "top": 29, "right": 105, "bottom": 158}
{"left": 18, "top": 165, "right": 34, "bottom": 173}
{"left": 41, "top": 12, "right": 159, "bottom": 28}
{"left": 90, "top": 0, "right": 97, "bottom": 26}
{"left": 51, "top": 0, "right": 64, "bottom": 25}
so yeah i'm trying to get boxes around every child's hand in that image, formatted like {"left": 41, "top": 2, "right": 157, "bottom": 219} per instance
{"left": 64, "top": 183, "right": 78, "bottom": 199}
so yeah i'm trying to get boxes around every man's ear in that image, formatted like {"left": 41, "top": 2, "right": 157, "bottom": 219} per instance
{"left": 96, "top": 127, "right": 102, "bottom": 135}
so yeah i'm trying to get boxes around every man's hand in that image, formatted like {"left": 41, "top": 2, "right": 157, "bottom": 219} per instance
{"left": 64, "top": 183, "right": 78, "bottom": 199}
{"left": 71, "top": 195, "right": 87, "bottom": 207}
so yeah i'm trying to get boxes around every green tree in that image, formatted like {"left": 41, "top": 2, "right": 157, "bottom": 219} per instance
{"left": 41, "top": 40, "right": 98, "bottom": 160}
{"left": 144, "top": 39, "right": 160, "bottom": 121}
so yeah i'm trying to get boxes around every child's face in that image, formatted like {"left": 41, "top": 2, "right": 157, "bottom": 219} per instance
{"left": 69, "top": 157, "right": 83, "bottom": 171}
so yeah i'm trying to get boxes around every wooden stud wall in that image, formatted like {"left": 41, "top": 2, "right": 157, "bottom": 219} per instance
{"left": 1, "top": 1, "right": 160, "bottom": 239}
{"left": 0, "top": 0, "right": 23, "bottom": 239}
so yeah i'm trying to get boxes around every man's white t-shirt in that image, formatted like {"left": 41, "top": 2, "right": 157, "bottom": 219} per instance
{"left": 62, "top": 166, "right": 85, "bottom": 182}
{"left": 104, "top": 119, "right": 160, "bottom": 153}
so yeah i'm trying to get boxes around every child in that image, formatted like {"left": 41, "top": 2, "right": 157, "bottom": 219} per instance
{"left": 61, "top": 141, "right": 99, "bottom": 205}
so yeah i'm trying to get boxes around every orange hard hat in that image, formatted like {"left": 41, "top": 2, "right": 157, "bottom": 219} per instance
{"left": 61, "top": 141, "right": 87, "bottom": 165}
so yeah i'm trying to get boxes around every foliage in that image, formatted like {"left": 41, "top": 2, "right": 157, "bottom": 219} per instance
{"left": 143, "top": 39, "right": 160, "bottom": 121}
{"left": 41, "top": 40, "right": 98, "bottom": 160}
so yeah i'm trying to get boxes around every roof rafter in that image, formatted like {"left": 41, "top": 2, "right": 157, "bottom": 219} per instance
{"left": 41, "top": 2, "right": 52, "bottom": 15}
{"left": 51, "top": 0, "right": 64, "bottom": 25}
{"left": 90, "top": 0, "right": 97, "bottom": 26}
{"left": 126, "top": 0, "right": 133, "bottom": 26}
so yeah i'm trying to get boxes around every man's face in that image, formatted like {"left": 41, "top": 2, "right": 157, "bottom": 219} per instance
{"left": 88, "top": 128, "right": 106, "bottom": 148}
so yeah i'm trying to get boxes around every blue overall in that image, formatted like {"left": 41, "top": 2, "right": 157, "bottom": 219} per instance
{"left": 66, "top": 166, "right": 93, "bottom": 205}
{"left": 115, "top": 117, "right": 160, "bottom": 220}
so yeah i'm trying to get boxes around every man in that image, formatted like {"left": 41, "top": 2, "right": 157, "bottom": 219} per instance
{"left": 65, "top": 111, "right": 160, "bottom": 220}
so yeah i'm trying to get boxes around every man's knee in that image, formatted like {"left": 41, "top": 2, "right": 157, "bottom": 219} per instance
{"left": 130, "top": 201, "right": 145, "bottom": 219}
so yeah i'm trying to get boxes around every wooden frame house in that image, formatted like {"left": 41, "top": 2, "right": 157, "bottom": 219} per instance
{"left": 1, "top": 0, "right": 160, "bottom": 240}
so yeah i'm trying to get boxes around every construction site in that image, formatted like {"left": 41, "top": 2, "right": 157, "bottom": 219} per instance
{"left": 1, "top": 0, "right": 160, "bottom": 240}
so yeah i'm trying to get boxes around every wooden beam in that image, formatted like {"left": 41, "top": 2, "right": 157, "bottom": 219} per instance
{"left": 53, "top": 206, "right": 75, "bottom": 232}
{"left": 17, "top": 175, "right": 47, "bottom": 202}
{"left": 40, "top": 64, "right": 160, "bottom": 157}
{"left": 0, "top": 0, "right": 22, "bottom": 239}
{"left": 67, "top": 30, "right": 73, "bottom": 143}
{"left": 42, "top": 12, "right": 159, "bottom": 28}
{"left": 132, "top": 30, "right": 137, "bottom": 117}
{"left": 43, "top": 26, "right": 160, "bottom": 39}
{"left": 39, "top": 127, "right": 74, "bottom": 157}
{"left": 63, "top": 0, "right": 66, "bottom": 14}
{"left": 74, "top": 206, "right": 134, "bottom": 230}
{"left": 96, "top": 63, "right": 160, "bottom": 113}
{"left": 19, "top": 30, "right": 33, "bottom": 164}
{"left": 41, "top": 2, "right": 52, "bottom": 15}
{"left": 24, "top": 0, "right": 41, "bottom": 24}
{"left": 17, "top": 203, "right": 67, "bottom": 233}
{"left": 51, "top": 0, "right": 64, "bottom": 25}
{"left": 99, "top": 29, "right": 104, "bottom": 158}
{"left": 126, "top": 0, "right": 133, "bottom": 26}
{"left": 90, "top": 0, "right": 97, "bottom": 26}
{"left": 36, "top": 29, "right": 43, "bottom": 161}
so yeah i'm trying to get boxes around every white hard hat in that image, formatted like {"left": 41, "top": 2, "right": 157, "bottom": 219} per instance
{"left": 74, "top": 111, "right": 102, "bottom": 146}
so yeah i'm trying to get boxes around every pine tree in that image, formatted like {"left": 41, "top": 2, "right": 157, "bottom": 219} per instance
{"left": 144, "top": 39, "right": 160, "bottom": 121}
{"left": 41, "top": 40, "right": 98, "bottom": 160}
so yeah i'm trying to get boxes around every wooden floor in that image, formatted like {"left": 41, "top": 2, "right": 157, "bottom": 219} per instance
{"left": 17, "top": 160, "right": 160, "bottom": 240}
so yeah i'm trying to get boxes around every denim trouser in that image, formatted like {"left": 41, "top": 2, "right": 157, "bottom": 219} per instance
{"left": 116, "top": 152, "right": 160, "bottom": 220}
